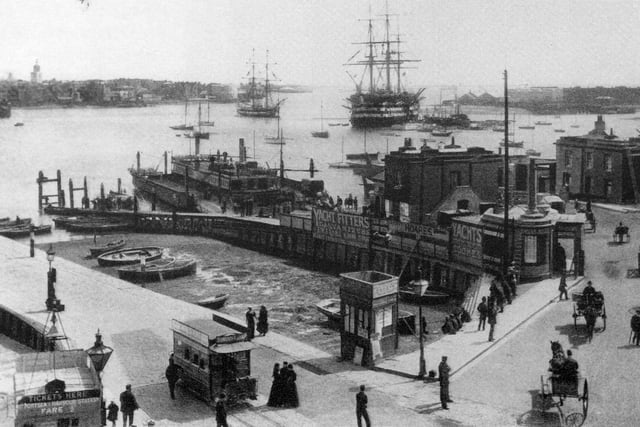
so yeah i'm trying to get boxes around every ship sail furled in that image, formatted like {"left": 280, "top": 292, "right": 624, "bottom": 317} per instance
{"left": 237, "top": 49, "right": 284, "bottom": 118}
{"left": 345, "top": 6, "right": 423, "bottom": 128}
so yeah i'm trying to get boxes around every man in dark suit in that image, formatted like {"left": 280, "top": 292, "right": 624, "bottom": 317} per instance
{"left": 438, "top": 356, "right": 452, "bottom": 410}
{"left": 356, "top": 384, "right": 371, "bottom": 427}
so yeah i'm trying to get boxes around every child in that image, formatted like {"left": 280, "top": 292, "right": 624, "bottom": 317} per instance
{"left": 107, "top": 400, "right": 119, "bottom": 427}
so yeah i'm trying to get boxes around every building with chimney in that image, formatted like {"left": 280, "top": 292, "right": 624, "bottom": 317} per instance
{"left": 555, "top": 115, "right": 640, "bottom": 204}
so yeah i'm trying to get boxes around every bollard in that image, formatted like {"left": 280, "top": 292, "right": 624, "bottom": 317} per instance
{"left": 29, "top": 226, "right": 35, "bottom": 257}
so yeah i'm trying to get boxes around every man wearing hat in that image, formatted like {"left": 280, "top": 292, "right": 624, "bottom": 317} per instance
{"left": 119, "top": 384, "right": 139, "bottom": 427}
{"left": 631, "top": 310, "right": 640, "bottom": 345}
{"left": 438, "top": 356, "right": 452, "bottom": 410}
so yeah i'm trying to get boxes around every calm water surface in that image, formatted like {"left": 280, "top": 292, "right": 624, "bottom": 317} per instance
{"left": 2, "top": 87, "right": 640, "bottom": 224}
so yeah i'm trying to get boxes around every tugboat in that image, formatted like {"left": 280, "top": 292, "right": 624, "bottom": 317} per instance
{"left": 345, "top": 6, "right": 423, "bottom": 128}
{"left": 237, "top": 50, "right": 283, "bottom": 118}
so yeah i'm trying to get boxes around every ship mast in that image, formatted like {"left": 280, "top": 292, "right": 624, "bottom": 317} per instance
{"left": 265, "top": 50, "right": 271, "bottom": 109}
{"left": 251, "top": 48, "right": 257, "bottom": 109}
{"left": 368, "top": 18, "right": 375, "bottom": 95}
{"left": 384, "top": 4, "right": 392, "bottom": 92}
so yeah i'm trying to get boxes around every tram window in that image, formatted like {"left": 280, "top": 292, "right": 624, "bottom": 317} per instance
{"left": 184, "top": 348, "right": 190, "bottom": 360}
{"left": 199, "top": 358, "right": 206, "bottom": 370}
{"left": 192, "top": 353, "right": 199, "bottom": 364}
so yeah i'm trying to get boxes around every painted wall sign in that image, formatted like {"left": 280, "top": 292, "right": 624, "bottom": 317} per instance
{"left": 312, "top": 208, "right": 370, "bottom": 247}
{"left": 451, "top": 221, "right": 483, "bottom": 266}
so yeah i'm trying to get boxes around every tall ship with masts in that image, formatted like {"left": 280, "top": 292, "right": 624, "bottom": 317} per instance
{"left": 236, "top": 50, "right": 283, "bottom": 118}
{"left": 345, "top": 7, "right": 424, "bottom": 128}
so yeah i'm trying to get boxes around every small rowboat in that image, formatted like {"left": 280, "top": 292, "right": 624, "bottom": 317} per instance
{"left": 315, "top": 298, "right": 342, "bottom": 322}
{"left": 97, "top": 246, "right": 164, "bottom": 267}
{"left": 196, "top": 293, "right": 230, "bottom": 310}
{"left": 0, "top": 217, "right": 32, "bottom": 227}
{"left": 0, "top": 224, "right": 51, "bottom": 238}
{"left": 117, "top": 257, "right": 197, "bottom": 282}
{"left": 89, "top": 239, "right": 127, "bottom": 257}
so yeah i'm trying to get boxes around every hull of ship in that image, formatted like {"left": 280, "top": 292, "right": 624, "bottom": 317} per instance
{"left": 236, "top": 105, "right": 279, "bottom": 118}
{"left": 350, "top": 114, "right": 411, "bottom": 128}
{"left": 130, "top": 172, "right": 199, "bottom": 212}
{"left": 348, "top": 95, "right": 420, "bottom": 128}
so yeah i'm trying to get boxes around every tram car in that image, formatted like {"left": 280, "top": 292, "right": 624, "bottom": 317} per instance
{"left": 171, "top": 319, "right": 258, "bottom": 405}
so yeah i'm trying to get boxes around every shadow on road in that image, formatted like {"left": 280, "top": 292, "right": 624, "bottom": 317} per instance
{"left": 554, "top": 323, "right": 592, "bottom": 348}
{"left": 516, "top": 390, "right": 562, "bottom": 426}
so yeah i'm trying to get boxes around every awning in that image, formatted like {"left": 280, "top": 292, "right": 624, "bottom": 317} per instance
{"left": 209, "top": 341, "right": 258, "bottom": 354}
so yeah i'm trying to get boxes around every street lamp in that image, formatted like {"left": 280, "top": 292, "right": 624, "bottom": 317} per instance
{"left": 45, "top": 244, "right": 58, "bottom": 311}
{"left": 86, "top": 329, "right": 114, "bottom": 374}
{"left": 86, "top": 330, "right": 113, "bottom": 427}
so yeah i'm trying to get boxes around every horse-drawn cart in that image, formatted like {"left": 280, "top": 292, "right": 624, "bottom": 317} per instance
{"left": 540, "top": 374, "right": 589, "bottom": 427}
{"left": 572, "top": 291, "right": 606, "bottom": 341}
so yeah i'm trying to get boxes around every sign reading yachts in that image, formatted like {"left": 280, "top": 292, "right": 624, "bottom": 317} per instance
{"left": 312, "top": 208, "right": 370, "bottom": 247}
{"left": 451, "top": 221, "right": 483, "bottom": 267}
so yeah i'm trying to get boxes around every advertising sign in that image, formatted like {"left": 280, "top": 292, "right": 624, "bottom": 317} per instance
{"left": 451, "top": 220, "right": 483, "bottom": 267}
{"left": 312, "top": 208, "right": 370, "bottom": 247}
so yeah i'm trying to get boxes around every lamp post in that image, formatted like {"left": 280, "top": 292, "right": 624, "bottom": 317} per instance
{"left": 86, "top": 330, "right": 113, "bottom": 427}
{"left": 45, "top": 244, "right": 57, "bottom": 311}
{"left": 418, "top": 304, "right": 426, "bottom": 379}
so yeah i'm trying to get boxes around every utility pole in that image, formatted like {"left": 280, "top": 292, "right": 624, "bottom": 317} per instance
{"left": 503, "top": 70, "right": 510, "bottom": 277}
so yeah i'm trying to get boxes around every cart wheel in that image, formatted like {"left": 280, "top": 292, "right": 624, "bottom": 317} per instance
{"left": 581, "top": 378, "right": 589, "bottom": 417}
{"left": 565, "top": 412, "right": 585, "bottom": 427}
{"left": 602, "top": 306, "right": 607, "bottom": 330}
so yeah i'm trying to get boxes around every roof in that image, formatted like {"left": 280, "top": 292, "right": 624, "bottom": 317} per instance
{"left": 209, "top": 341, "right": 257, "bottom": 354}
{"left": 175, "top": 318, "right": 229, "bottom": 341}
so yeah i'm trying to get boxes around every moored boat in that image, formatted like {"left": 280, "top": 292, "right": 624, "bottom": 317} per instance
{"left": 0, "top": 224, "right": 51, "bottom": 239}
{"left": 97, "top": 246, "right": 164, "bottom": 267}
{"left": 89, "top": 239, "right": 127, "bottom": 257}
{"left": 315, "top": 298, "right": 342, "bottom": 322}
{"left": 399, "top": 279, "right": 452, "bottom": 305}
{"left": 196, "top": 293, "right": 230, "bottom": 310}
{"left": 117, "top": 257, "right": 197, "bottom": 282}
{"left": 236, "top": 50, "right": 283, "bottom": 118}
{"left": 0, "top": 217, "right": 32, "bottom": 227}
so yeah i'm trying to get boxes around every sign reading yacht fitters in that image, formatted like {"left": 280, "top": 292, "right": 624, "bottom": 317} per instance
{"left": 451, "top": 219, "right": 483, "bottom": 267}
{"left": 312, "top": 208, "right": 370, "bottom": 247}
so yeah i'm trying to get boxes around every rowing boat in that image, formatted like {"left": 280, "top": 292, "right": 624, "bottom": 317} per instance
{"left": 117, "top": 257, "right": 197, "bottom": 282}
{"left": 97, "top": 246, "right": 164, "bottom": 267}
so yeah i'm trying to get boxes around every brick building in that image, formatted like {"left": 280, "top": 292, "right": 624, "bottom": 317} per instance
{"left": 555, "top": 115, "right": 640, "bottom": 204}
{"left": 383, "top": 138, "right": 503, "bottom": 223}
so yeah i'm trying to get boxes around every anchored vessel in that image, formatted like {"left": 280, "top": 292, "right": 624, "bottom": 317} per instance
{"left": 237, "top": 50, "right": 283, "bottom": 118}
{"left": 345, "top": 7, "right": 423, "bottom": 128}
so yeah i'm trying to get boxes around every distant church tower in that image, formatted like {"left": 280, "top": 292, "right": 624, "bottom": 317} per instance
{"left": 30, "top": 60, "right": 42, "bottom": 84}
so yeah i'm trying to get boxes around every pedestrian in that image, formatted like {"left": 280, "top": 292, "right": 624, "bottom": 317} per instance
{"left": 355, "top": 384, "right": 371, "bottom": 427}
{"left": 246, "top": 307, "right": 256, "bottom": 340}
{"left": 558, "top": 273, "right": 568, "bottom": 301}
{"left": 257, "top": 305, "right": 269, "bottom": 336}
{"left": 267, "top": 363, "right": 282, "bottom": 407}
{"left": 487, "top": 300, "right": 498, "bottom": 342}
{"left": 215, "top": 393, "right": 228, "bottom": 427}
{"left": 119, "top": 384, "right": 139, "bottom": 427}
{"left": 490, "top": 279, "right": 505, "bottom": 313}
{"left": 284, "top": 364, "right": 299, "bottom": 407}
{"left": 438, "top": 356, "right": 452, "bottom": 410}
{"left": 508, "top": 262, "right": 519, "bottom": 297}
{"left": 500, "top": 275, "right": 512, "bottom": 305}
{"left": 477, "top": 296, "right": 488, "bottom": 331}
{"left": 631, "top": 310, "right": 640, "bottom": 346}
{"left": 107, "top": 400, "right": 119, "bottom": 427}
{"left": 165, "top": 357, "right": 179, "bottom": 400}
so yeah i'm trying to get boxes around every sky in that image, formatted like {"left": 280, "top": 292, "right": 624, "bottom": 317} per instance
{"left": 2, "top": 0, "right": 640, "bottom": 91}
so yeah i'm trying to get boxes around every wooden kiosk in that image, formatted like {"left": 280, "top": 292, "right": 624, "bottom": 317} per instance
{"left": 339, "top": 271, "right": 399, "bottom": 367}
{"left": 171, "top": 319, "right": 257, "bottom": 405}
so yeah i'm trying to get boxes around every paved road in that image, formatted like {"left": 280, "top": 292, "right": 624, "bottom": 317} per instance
{"left": 452, "top": 206, "right": 640, "bottom": 426}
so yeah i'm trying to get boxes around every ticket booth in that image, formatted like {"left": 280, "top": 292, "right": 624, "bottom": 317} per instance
{"left": 14, "top": 350, "right": 102, "bottom": 427}
{"left": 339, "top": 271, "right": 399, "bottom": 367}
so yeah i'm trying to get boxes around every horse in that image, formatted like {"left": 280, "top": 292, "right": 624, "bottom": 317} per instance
{"left": 583, "top": 306, "right": 598, "bottom": 342}
{"left": 549, "top": 340, "right": 565, "bottom": 374}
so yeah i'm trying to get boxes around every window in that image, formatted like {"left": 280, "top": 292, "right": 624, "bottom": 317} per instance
{"left": 605, "top": 179, "right": 613, "bottom": 197}
{"left": 344, "top": 304, "right": 355, "bottom": 333}
{"left": 450, "top": 171, "right": 461, "bottom": 190}
{"left": 357, "top": 309, "right": 369, "bottom": 338}
{"left": 604, "top": 154, "right": 612, "bottom": 171}
{"left": 564, "top": 150, "right": 572, "bottom": 168}
{"left": 562, "top": 172, "right": 571, "bottom": 187}
{"left": 524, "top": 235, "right": 537, "bottom": 263}
{"left": 184, "top": 348, "right": 190, "bottom": 360}
{"left": 375, "top": 307, "right": 394, "bottom": 335}
{"left": 585, "top": 176, "right": 592, "bottom": 194}
{"left": 586, "top": 152, "right": 593, "bottom": 169}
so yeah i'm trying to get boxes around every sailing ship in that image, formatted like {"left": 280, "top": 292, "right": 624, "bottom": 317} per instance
{"left": 265, "top": 115, "right": 291, "bottom": 144}
{"left": 170, "top": 99, "right": 194, "bottom": 131}
{"left": 328, "top": 137, "right": 351, "bottom": 168}
{"left": 311, "top": 101, "right": 329, "bottom": 138}
{"left": 345, "top": 6, "right": 423, "bottom": 128}
{"left": 237, "top": 50, "right": 283, "bottom": 118}
{"left": 183, "top": 100, "right": 210, "bottom": 139}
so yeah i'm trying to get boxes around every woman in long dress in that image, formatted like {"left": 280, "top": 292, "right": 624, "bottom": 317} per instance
{"left": 285, "top": 364, "right": 299, "bottom": 408}
{"left": 257, "top": 305, "right": 269, "bottom": 336}
{"left": 267, "top": 363, "right": 281, "bottom": 407}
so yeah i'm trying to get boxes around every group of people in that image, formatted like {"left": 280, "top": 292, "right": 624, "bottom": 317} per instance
{"left": 106, "top": 384, "right": 139, "bottom": 427}
{"left": 245, "top": 306, "right": 269, "bottom": 340}
{"left": 476, "top": 264, "right": 520, "bottom": 342}
{"left": 441, "top": 304, "right": 471, "bottom": 335}
{"left": 316, "top": 192, "right": 359, "bottom": 212}
{"left": 267, "top": 361, "right": 300, "bottom": 408}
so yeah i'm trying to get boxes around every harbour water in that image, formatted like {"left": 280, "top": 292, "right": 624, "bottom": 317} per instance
{"left": 3, "top": 86, "right": 640, "bottom": 223}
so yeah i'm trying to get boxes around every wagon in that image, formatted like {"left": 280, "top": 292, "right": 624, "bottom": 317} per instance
{"left": 540, "top": 374, "right": 589, "bottom": 427}
{"left": 572, "top": 291, "right": 606, "bottom": 341}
